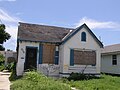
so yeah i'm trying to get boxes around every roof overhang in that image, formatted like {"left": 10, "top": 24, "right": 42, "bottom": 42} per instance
{"left": 18, "top": 38, "right": 61, "bottom": 45}
{"left": 102, "top": 51, "right": 120, "bottom": 55}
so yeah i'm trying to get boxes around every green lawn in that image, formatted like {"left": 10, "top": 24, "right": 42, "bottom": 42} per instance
{"left": 10, "top": 71, "right": 120, "bottom": 90}
{"left": 66, "top": 75, "right": 120, "bottom": 90}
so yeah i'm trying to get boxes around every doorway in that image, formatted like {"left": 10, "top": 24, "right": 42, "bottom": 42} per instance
{"left": 25, "top": 47, "right": 37, "bottom": 70}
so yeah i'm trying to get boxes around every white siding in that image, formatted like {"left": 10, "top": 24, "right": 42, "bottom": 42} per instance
{"left": 101, "top": 54, "right": 120, "bottom": 74}
{"left": 38, "top": 64, "right": 60, "bottom": 77}
{"left": 16, "top": 41, "right": 39, "bottom": 76}
{"left": 60, "top": 27, "right": 101, "bottom": 76}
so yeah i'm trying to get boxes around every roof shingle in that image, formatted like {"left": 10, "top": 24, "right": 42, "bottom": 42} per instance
{"left": 18, "top": 22, "right": 74, "bottom": 43}
{"left": 102, "top": 44, "right": 120, "bottom": 53}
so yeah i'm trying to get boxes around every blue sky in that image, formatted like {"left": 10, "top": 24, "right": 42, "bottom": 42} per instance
{"left": 0, "top": 0, "right": 120, "bottom": 51}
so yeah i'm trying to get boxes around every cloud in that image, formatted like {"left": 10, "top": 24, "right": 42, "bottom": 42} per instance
{"left": 0, "top": 9, "right": 19, "bottom": 22}
{"left": 75, "top": 17, "right": 120, "bottom": 30}
{"left": 0, "top": 8, "right": 21, "bottom": 51}
{"left": 0, "top": 0, "right": 16, "bottom": 2}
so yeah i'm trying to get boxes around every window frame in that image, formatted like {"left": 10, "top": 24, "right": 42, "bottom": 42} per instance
{"left": 81, "top": 32, "right": 86, "bottom": 42}
{"left": 112, "top": 55, "right": 117, "bottom": 65}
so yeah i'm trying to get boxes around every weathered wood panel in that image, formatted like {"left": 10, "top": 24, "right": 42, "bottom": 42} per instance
{"left": 74, "top": 50, "right": 96, "bottom": 65}
{"left": 42, "top": 44, "right": 56, "bottom": 64}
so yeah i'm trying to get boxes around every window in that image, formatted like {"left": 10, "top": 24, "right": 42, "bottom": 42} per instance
{"left": 112, "top": 55, "right": 117, "bottom": 65}
{"left": 81, "top": 32, "right": 86, "bottom": 42}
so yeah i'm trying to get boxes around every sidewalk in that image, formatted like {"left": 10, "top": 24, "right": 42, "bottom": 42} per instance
{"left": 0, "top": 72, "right": 10, "bottom": 90}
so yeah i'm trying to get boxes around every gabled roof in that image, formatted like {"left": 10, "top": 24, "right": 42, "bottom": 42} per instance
{"left": 18, "top": 22, "right": 103, "bottom": 48}
{"left": 18, "top": 22, "right": 74, "bottom": 43}
{"left": 62, "top": 24, "right": 103, "bottom": 48}
{"left": 102, "top": 44, "right": 120, "bottom": 54}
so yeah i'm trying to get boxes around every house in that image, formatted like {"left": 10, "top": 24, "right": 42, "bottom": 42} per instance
{"left": 0, "top": 51, "right": 17, "bottom": 65}
{"left": 16, "top": 22, "right": 103, "bottom": 77}
{"left": 101, "top": 44, "right": 120, "bottom": 75}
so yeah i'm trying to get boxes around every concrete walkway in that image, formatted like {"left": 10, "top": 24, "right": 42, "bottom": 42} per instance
{"left": 0, "top": 72, "right": 10, "bottom": 90}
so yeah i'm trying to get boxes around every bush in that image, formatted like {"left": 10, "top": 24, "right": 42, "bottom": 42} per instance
{"left": 11, "top": 71, "right": 71, "bottom": 90}
{"left": 0, "top": 54, "right": 5, "bottom": 65}
{"left": 68, "top": 72, "right": 99, "bottom": 81}
{"left": 9, "top": 62, "right": 17, "bottom": 81}
{"left": 0, "top": 63, "right": 5, "bottom": 71}
{"left": 5, "top": 62, "right": 14, "bottom": 71}
{"left": 0, "top": 54, "right": 5, "bottom": 71}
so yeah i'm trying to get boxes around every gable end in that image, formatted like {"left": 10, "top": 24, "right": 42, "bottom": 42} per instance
{"left": 62, "top": 23, "right": 103, "bottom": 48}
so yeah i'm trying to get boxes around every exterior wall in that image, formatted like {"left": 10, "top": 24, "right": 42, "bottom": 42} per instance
{"left": 16, "top": 41, "right": 39, "bottom": 76}
{"left": 60, "top": 27, "right": 101, "bottom": 77}
{"left": 101, "top": 54, "right": 120, "bottom": 74}
{"left": 17, "top": 41, "right": 60, "bottom": 76}
{"left": 38, "top": 64, "right": 60, "bottom": 77}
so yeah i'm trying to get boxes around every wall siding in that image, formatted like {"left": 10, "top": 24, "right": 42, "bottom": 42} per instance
{"left": 60, "top": 27, "right": 101, "bottom": 77}
{"left": 101, "top": 54, "right": 120, "bottom": 74}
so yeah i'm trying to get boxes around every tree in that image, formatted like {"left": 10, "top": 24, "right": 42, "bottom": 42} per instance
{"left": 0, "top": 24, "right": 11, "bottom": 51}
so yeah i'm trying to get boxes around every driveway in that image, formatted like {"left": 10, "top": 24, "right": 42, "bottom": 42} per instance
{"left": 0, "top": 72, "right": 10, "bottom": 90}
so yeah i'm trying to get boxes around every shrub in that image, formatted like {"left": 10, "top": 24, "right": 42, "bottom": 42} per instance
{"left": 68, "top": 72, "right": 99, "bottom": 81}
{"left": 0, "top": 63, "right": 5, "bottom": 71}
{"left": 11, "top": 71, "right": 71, "bottom": 90}
{"left": 5, "top": 62, "right": 14, "bottom": 71}
{"left": 0, "top": 54, "right": 5, "bottom": 71}
{"left": 0, "top": 53, "right": 5, "bottom": 65}
{"left": 9, "top": 62, "right": 17, "bottom": 81}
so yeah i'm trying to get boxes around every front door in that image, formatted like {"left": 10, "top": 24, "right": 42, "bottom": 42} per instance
{"left": 25, "top": 47, "right": 37, "bottom": 70}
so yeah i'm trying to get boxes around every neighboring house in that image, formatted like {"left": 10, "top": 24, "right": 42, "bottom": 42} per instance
{"left": 101, "top": 44, "right": 120, "bottom": 75}
{"left": 0, "top": 51, "right": 17, "bottom": 65}
{"left": 16, "top": 22, "right": 103, "bottom": 77}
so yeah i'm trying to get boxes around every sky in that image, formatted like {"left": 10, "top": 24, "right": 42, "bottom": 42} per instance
{"left": 0, "top": 0, "right": 120, "bottom": 51}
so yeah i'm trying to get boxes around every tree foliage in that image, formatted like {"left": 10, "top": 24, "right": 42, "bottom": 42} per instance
{"left": 0, "top": 24, "right": 11, "bottom": 50}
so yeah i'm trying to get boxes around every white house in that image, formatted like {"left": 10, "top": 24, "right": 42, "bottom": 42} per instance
{"left": 101, "top": 44, "right": 120, "bottom": 75}
{"left": 16, "top": 22, "right": 103, "bottom": 77}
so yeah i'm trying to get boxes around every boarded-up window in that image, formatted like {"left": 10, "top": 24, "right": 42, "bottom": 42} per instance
{"left": 42, "top": 44, "right": 56, "bottom": 64}
{"left": 74, "top": 50, "right": 96, "bottom": 65}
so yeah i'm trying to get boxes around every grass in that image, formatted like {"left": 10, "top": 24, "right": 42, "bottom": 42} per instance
{"left": 67, "top": 75, "right": 120, "bottom": 90}
{"left": 10, "top": 71, "right": 71, "bottom": 90}
{"left": 10, "top": 71, "right": 120, "bottom": 90}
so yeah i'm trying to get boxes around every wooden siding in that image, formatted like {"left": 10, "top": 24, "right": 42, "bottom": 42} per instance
{"left": 74, "top": 50, "right": 96, "bottom": 65}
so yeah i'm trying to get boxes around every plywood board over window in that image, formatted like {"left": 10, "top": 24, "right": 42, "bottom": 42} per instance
{"left": 42, "top": 44, "right": 56, "bottom": 64}
{"left": 74, "top": 50, "right": 96, "bottom": 65}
